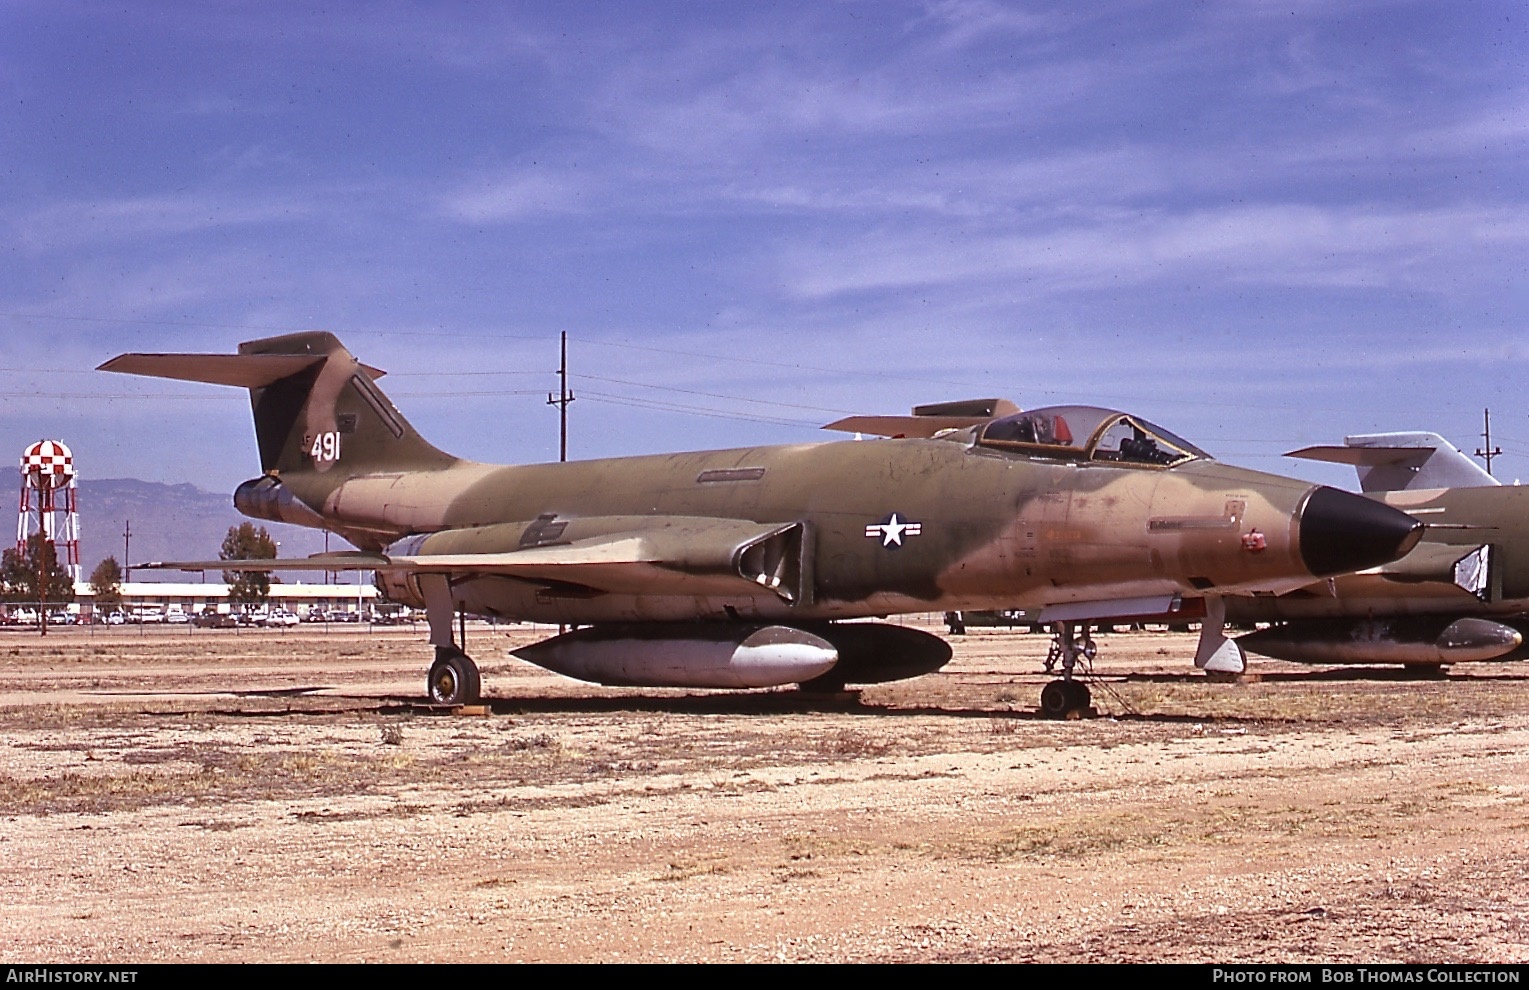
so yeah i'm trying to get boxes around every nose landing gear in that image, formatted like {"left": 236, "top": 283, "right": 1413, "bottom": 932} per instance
{"left": 1040, "top": 620, "right": 1094, "bottom": 718}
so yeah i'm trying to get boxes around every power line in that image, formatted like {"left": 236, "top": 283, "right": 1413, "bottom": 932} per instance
{"left": 578, "top": 391, "right": 820, "bottom": 428}
{"left": 571, "top": 373, "right": 859, "bottom": 416}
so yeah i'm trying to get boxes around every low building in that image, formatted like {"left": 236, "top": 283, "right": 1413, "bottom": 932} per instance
{"left": 68, "top": 579, "right": 381, "bottom": 618}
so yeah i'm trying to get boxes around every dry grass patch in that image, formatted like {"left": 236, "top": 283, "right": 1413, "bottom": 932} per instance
{"left": 0, "top": 768, "right": 191, "bottom": 815}
{"left": 819, "top": 728, "right": 895, "bottom": 757}
{"left": 656, "top": 857, "right": 734, "bottom": 882}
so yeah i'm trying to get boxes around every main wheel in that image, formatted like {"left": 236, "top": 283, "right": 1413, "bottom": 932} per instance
{"left": 1064, "top": 679, "right": 1091, "bottom": 712}
{"left": 428, "top": 650, "right": 482, "bottom": 706}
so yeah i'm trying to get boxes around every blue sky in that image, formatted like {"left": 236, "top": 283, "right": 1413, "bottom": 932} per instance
{"left": 3, "top": 0, "right": 1527, "bottom": 494}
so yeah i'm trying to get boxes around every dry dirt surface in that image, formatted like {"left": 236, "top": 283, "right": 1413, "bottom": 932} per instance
{"left": 2, "top": 619, "right": 1528, "bottom": 964}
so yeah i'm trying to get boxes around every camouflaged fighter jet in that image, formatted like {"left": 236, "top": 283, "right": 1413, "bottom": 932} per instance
{"left": 100, "top": 332, "right": 1423, "bottom": 715}
{"left": 1228, "top": 432, "right": 1529, "bottom": 670}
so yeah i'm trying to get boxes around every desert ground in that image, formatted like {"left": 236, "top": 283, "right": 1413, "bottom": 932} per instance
{"left": 1, "top": 618, "right": 1527, "bottom": 964}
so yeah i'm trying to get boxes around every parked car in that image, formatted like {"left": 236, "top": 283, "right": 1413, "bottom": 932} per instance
{"left": 165, "top": 606, "right": 189, "bottom": 624}
{"left": 264, "top": 609, "right": 300, "bottom": 628}
{"left": 192, "top": 610, "right": 236, "bottom": 629}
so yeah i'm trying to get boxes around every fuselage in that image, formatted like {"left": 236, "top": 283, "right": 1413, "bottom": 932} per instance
{"left": 292, "top": 432, "right": 1351, "bottom": 625}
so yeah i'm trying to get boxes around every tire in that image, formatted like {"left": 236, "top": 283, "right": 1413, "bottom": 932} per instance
{"left": 1039, "top": 680, "right": 1071, "bottom": 718}
{"left": 428, "top": 651, "right": 481, "bottom": 706}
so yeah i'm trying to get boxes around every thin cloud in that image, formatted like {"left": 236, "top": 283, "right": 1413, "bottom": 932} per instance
{"left": 438, "top": 171, "right": 591, "bottom": 223}
{"left": 12, "top": 193, "right": 313, "bottom": 253}
{"left": 778, "top": 203, "right": 1529, "bottom": 299}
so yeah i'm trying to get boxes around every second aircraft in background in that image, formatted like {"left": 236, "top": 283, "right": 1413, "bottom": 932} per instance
{"left": 1231, "top": 432, "right": 1529, "bottom": 670}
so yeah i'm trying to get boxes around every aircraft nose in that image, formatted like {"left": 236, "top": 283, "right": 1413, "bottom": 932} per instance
{"left": 1297, "top": 486, "right": 1424, "bottom": 577}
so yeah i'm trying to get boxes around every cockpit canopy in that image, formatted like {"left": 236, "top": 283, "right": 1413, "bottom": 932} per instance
{"left": 976, "top": 406, "right": 1209, "bottom": 467}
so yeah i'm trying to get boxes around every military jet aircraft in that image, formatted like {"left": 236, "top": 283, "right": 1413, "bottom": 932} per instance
{"left": 100, "top": 332, "right": 1423, "bottom": 715}
{"left": 1229, "top": 432, "right": 1529, "bottom": 670}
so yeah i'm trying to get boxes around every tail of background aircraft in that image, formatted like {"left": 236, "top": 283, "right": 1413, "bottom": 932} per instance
{"left": 99, "top": 332, "right": 458, "bottom": 522}
{"left": 1287, "top": 432, "right": 1498, "bottom": 492}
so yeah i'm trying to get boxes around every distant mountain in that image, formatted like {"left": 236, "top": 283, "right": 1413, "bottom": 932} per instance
{"left": 68, "top": 479, "right": 331, "bottom": 582}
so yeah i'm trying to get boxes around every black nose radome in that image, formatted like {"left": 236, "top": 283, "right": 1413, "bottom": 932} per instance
{"left": 1298, "top": 486, "right": 1425, "bottom": 577}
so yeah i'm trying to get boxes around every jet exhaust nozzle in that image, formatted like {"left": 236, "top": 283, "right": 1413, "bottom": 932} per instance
{"left": 234, "top": 476, "right": 329, "bottom": 530}
{"left": 1297, "top": 486, "right": 1424, "bottom": 577}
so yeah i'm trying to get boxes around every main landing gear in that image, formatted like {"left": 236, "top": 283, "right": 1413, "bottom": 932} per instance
{"left": 1040, "top": 620, "right": 1094, "bottom": 718}
{"left": 419, "top": 573, "right": 482, "bottom": 706}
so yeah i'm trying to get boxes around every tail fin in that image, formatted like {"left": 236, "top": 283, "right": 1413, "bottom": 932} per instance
{"left": 100, "top": 331, "right": 457, "bottom": 481}
{"left": 1286, "top": 432, "right": 1498, "bottom": 492}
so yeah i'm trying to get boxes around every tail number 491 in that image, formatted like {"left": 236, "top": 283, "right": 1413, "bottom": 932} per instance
{"left": 310, "top": 431, "right": 341, "bottom": 463}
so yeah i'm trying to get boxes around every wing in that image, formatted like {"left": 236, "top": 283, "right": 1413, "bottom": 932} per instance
{"left": 142, "top": 516, "right": 811, "bottom": 604}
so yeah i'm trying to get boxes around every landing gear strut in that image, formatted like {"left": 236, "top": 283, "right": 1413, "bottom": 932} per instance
{"left": 419, "top": 573, "right": 481, "bottom": 706}
{"left": 1040, "top": 620, "right": 1093, "bottom": 718}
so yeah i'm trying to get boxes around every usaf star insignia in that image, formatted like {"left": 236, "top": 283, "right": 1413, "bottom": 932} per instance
{"left": 865, "top": 512, "right": 923, "bottom": 548}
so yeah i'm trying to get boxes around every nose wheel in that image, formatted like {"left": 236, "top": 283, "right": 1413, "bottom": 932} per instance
{"left": 1039, "top": 678, "right": 1091, "bottom": 717}
{"left": 428, "top": 646, "right": 481, "bottom": 706}
{"left": 1040, "top": 620, "right": 1094, "bottom": 718}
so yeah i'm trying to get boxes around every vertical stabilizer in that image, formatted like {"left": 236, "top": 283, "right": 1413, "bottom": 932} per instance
{"left": 236, "top": 332, "right": 455, "bottom": 478}
{"left": 99, "top": 331, "right": 458, "bottom": 506}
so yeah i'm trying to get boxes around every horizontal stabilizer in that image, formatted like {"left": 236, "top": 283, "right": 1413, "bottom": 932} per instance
{"left": 822, "top": 414, "right": 991, "bottom": 438}
{"left": 1286, "top": 445, "right": 1432, "bottom": 467}
{"left": 824, "top": 397, "right": 1020, "bottom": 438}
{"left": 99, "top": 353, "right": 326, "bottom": 388}
{"left": 910, "top": 398, "right": 1020, "bottom": 419}
{"left": 98, "top": 352, "right": 387, "bottom": 388}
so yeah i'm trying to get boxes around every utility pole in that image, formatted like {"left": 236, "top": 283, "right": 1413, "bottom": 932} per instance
{"left": 546, "top": 332, "right": 575, "bottom": 635}
{"left": 1476, "top": 408, "right": 1502, "bottom": 477}
{"left": 546, "top": 330, "right": 575, "bottom": 462}
{"left": 122, "top": 519, "right": 132, "bottom": 582}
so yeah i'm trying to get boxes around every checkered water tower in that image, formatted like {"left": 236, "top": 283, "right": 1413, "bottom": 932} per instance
{"left": 17, "top": 440, "right": 81, "bottom": 581}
